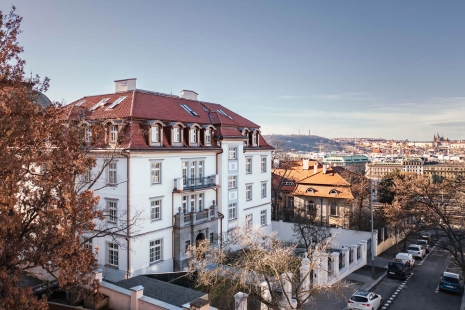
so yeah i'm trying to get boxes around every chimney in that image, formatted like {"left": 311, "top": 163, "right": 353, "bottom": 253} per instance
{"left": 323, "top": 164, "right": 327, "bottom": 174}
{"left": 302, "top": 159, "right": 309, "bottom": 170}
{"left": 180, "top": 90, "right": 198, "bottom": 100}
{"left": 314, "top": 163, "right": 318, "bottom": 174}
{"left": 115, "top": 78, "right": 136, "bottom": 93}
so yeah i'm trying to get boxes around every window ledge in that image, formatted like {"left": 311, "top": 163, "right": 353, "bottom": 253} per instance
{"left": 229, "top": 218, "right": 238, "bottom": 222}
{"left": 104, "top": 264, "right": 119, "bottom": 269}
{"left": 151, "top": 183, "right": 162, "bottom": 186}
{"left": 107, "top": 183, "right": 118, "bottom": 187}
{"left": 150, "top": 219, "right": 161, "bottom": 222}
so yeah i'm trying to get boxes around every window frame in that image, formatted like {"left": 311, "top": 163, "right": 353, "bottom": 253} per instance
{"left": 107, "top": 242, "right": 119, "bottom": 267}
{"left": 229, "top": 147, "right": 237, "bottom": 160}
{"left": 108, "top": 162, "right": 117, "bottom": 185}
{"left": 261, "top": 182, "right": 267, "bottom": 198}
{"left": 228, "top": 203, "right": 237, "bottom": 220}
{"left": 330, "top": 202, "right": 338, "bottom": 216}
{"left": 228, "top": 176, "right": 237, "bottom": 189}
{"left": 246, "top": 184, "right": 252, "bottom": 201}
{"left": 260, "top": 210, "right": 267, "bottom": 226}
{"left": 107, "top": 200, "right": 118, "bottom": 223}
{"left": 85, "top": 126, "right": 92, "bottom": 143}
{"left": 109, "top": 125, "right": 118, "bottom": 143}
{"left": 173, "top": 127, "right": 181, "bottom": 143}
{"left": 151, "top": 125, "right": 160, "bottom": 144}
{"left": 246, "top": 157, "right": 252, "bottom": 174}
{"left": 190, "top": 128, "right": 197, "bottom": 144}
{"left": 246, "top": 214, "right": 253, "bottom": 228}
{"left": 205, "top": 129, "right": 211, "bottom": 144}
{"left": 261, "top": 156, "right": 267, "bottom": 172}
{"left": 150, "top": 161, "right": 162, "bottom": 185}
{"left": 150, "top": 198, "right": 161, "bottom": 221}
{"left": 149, "top": 239, "right": 162, "bottom": 264}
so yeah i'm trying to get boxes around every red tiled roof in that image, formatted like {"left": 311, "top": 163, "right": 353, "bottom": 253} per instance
{"left": 63, "top": 89, "right": 271, "bottom": 150}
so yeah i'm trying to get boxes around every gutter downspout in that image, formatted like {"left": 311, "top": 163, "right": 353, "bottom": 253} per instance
{"left": 216, "top": 147, "right": 223, "bottom": 247}
{"left": 121, "top": 149, "right": 131, "bottom": 279}
{"left": 172, "top": 191, "right": 175, "bottom": 270}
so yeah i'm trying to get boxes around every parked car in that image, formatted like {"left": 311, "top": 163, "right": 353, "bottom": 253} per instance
{"left": 407, "top": 244, "right": 426, "bottom": 259}
{"left": 387, "top": 259, "right": 412, "bottom": 280}
{"left": 395, "top": 252, "right": 415, "bottom": 267}
{"left": 416, "top": 239, "right": 431, "bottom": 253}
{"left": 347, "top": 291, "right": 383, "bottom": 310}
{"left": 439, "top": 272, "right": 464, "bottom": 294}
{"left": 419, "top": 233, "right": 432, "bottom": 243}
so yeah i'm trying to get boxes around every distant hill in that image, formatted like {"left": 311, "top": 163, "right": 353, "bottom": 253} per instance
{"left": 263, "top": 134, "right": 342, "bottom": 152}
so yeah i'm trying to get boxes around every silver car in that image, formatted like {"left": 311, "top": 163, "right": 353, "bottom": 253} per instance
{"left": 407, "top": 244, "right": 426, "bottom": 259}
{"left": 347, "top": 291, "right": 383, "bottom": 310}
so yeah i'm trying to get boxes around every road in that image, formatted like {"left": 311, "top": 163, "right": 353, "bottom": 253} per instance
{"left": 372, "top": 246, "right": 462, "bottom": 310}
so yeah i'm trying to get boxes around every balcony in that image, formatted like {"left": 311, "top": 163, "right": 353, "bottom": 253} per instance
{"left": 174, "top": 175, "right": 219, "bottom": 192}
{"left": 174, "top": 206, "right": 219, "bottom": 228}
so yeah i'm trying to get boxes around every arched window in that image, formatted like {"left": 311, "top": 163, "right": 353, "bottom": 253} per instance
{"left": 329, "top": 189, "right": 338, "bottom": 195}
{"left": 306, "top": 188, "right": 315, "bottom": 193}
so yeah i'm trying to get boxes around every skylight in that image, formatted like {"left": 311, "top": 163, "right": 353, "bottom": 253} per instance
{"left": 75, "top": 100, "right": 86, "bottom": 106}
{"left": 218, "top": 109, "right": 233, "bottom": 120}
{"left": 89, "top": 98, "right": 110, "bottom": 111}
{"left": 180, "top": 103, "right": 199, "bottom": 116}
{"left": 106, "top": 96, "right": 127, "bottom": 109}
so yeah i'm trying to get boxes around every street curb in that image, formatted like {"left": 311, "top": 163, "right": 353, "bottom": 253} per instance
{"left": 342, "top": 272, "right": 387, "bottom": 310}
{"left": 364, "top": 272, "right": 387, "bottom": 291}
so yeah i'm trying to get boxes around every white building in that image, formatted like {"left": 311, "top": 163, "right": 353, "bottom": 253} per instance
{"left": 63, "top": 79, "right": 273, "bottom": 281}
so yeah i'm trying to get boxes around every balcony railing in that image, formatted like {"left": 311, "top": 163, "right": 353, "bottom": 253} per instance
{"left": 174, "top": 175, "right": 218, "bottom": 192}
{"left": 174, "top": 206, "right": 219, "bottom": 228}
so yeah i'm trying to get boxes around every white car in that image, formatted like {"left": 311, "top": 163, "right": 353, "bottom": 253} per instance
{"left": 407, "top": 244, "right": 426, "bottom": 259}
{"left": 347, "top": 291, "right": 383, "bottom": 310}
{"left": 396, "top": 252, "right": 415, "bottom": 267}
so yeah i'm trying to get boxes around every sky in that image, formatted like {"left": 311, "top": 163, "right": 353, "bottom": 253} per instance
{"left": 3, "top": 1, "right": 465, "bottom": 141}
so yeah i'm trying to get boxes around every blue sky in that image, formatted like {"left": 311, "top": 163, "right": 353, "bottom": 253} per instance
{"left": 5, "top": 1, "right": 465, "bottom": 140}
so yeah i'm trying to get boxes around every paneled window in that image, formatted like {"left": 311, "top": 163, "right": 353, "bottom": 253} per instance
{"left": 228, "top": 176, "right": 237, "bottom": 189}
{"left": 261, "top": 182, "right": 267, "bottom": 198}
{"left": 107, "top": 201, "right": 118, "bottom": 222}
{"left": 151, "top": 126, "right": 159, "bottom": 143}
{"left": 190, "top": 194, "right": 196, "bottom": 212}
{"left": 182, "top": 162, "right": 188, "bottom": 185}
{"left": 185, "top": 240, "right": 190, "bottom": 252}
{"left": 229, "top": 147, "right": 237, "bottom": 159}
{"left": 198, "top": 193, "right": 204, "bottom": 211}
{"left": 85, "top": 126, "right": 92, "bottom": 142}
{"left": 252, "top": 132, "right": 257, "bottom": 145}
{"left": 191, "top": 128, "right": 197, "bottom": 143}
{"left": 109, "top": 125, "right": 118, "bottom": 143}
{"left": 108, "top": 162, "right": 117, "bottom": 185}
{"left": 149, "top": 239, "right": 162, "bottom": 263}
{"left": 173, "top": 127, "right": 181, "bottom": 143}
{"left": 260, "top": 210, "right": 267, "bottom": 226}
{"left": 182, "top": 196, "right": 188, "bottom": 214}
{"left": 246, "top": 184, "right": 252, "bottom": 201}
{"left": 151, "top": 162, "right": 161, "bottom": 184}
{"left": 287, "top": 197, "right": 294, "bottom": 208}
{"left": 190, "top": 161, "right": 196, "bottom": 183}
{"left": 84, "top": 169, "right": 91, "bottom": 183}
{"left": 229, "top": 203, "right": 237, "bottom": 220}
{"left": 246, "top": 214, "right": 252, "bottom": 228}
{"left": 107, "top": 242, "right": 119, "bottom": 267}
{"left": 246, "top": 157, "right": 252, "bottom": 174}
{"left": 82, "top": 237, "right": 92, "bottom": 250}
{"left": 150, "top": 199, "right": 161, "bottom": 221}
{"left": 205, "top": 130, "right": 211, "bottom": 143}
{"left": 261, "top": 157, "right": 267, "bottom": 172}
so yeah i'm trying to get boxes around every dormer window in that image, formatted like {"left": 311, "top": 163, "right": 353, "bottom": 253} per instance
{"left": 173, "top": 127, "right": 181, "bottom": 143}
{"left": 109, "top": 125, "right": 118, "bottom": 143}
{"left": 85, "top": 126, "right": 92, "bottom": 143}
{"left": 191, "top": 128, "right": 197, "bottom": 143}
{"left": 306, "top": 188, "right": 315, "bottom": 193}
{"left": 205, "top": 130, "right": 211, "bottom": 144}
{"left": 252, "top": 132, "right": 257, "bottom": 145}
{"left": 151, "top": 126, "right": 160, "bottom": 143}
{"left": 329, "top": 189, "right": 338, "bottom": 195}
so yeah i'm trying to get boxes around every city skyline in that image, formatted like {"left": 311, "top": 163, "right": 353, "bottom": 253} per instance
{"left": 5, "top": 0, "right": 465, "bottom": 140}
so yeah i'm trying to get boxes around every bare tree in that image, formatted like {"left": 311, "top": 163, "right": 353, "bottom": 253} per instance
{"left": 293, "top": 201, "right": 331, "bottom": 250}
{"left": 188, "top": 224, "right": 347, "bottom": 310}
